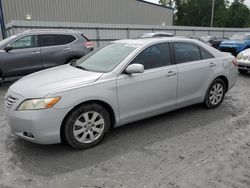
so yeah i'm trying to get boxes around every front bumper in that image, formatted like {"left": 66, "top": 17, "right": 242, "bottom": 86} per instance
{"left": 5, "top": 92, "right": 71, "bottom": 145}
{"left": 237, "top": 60, "right": 250, "bottom": 71}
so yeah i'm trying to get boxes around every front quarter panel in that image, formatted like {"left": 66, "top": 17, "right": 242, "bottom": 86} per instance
{"left": 49, "top": 77, "right": 120, "bottom": 124}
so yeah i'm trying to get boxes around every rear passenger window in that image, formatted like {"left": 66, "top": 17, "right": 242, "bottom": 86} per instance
{"left": 200, "top": 48, "right": 214, "bottom": 59}
{"left": 174, "top": 42, "right": 201, "bottom": 64}
{"left": 39, "top": 34, "right": 76, "bottom": 47}
{"left": 131, "top": 43, "right": 171, "bottom": 70}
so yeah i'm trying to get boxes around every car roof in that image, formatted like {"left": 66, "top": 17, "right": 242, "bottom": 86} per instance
{"left": 21, "top": 29, "right": 81, "bottom": 35}
{"left": 113, "top": 37, "right": 199, "bottom": 45}
{"left": 143, "top": 32, "right": 173, "bottom": 35}
{"left": 113, "top": 37, "right": 226, "bottom": 58}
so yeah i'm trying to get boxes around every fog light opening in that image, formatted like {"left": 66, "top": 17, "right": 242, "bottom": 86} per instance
{"left": 23, "top": 132, "right": 34, "bottom": 138}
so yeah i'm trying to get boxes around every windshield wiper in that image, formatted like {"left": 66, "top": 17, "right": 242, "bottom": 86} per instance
{"left": 73, "top": 65, "right": 90, "bottom": 71}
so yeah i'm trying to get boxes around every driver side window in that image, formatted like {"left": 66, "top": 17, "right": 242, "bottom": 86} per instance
{"left": 11, "top": 35, "right": 38, "bottom": 49}
{"left": 131, "top": 42, "right": 171, "bottom": 70}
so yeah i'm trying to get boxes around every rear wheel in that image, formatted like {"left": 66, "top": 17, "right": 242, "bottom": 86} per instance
{"left": 204, "top": 78, "right": 226, "bottom": 109}
{"left": 63, "top": 103, "right": 111, "bottom": 149}
{"left": 238, "top": 69, "right": 248, "bottom": 74}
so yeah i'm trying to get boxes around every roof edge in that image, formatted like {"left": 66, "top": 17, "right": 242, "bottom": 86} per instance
{"left": 136, "top": 0, "right": 174, "bottom": 10}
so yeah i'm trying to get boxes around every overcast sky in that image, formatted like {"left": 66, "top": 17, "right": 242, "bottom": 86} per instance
{"left": 145, "top": 0, "right": 250, "bottom": 7}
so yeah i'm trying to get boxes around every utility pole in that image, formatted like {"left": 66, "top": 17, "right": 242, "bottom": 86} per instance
{"left": 0, "top": 0, "right": 6, "bottom": 39}
{"left": 210, "top": 0, "right": 215, "bottom": 27}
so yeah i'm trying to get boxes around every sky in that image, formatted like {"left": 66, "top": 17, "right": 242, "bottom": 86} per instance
{"left": 145, "top": 0, "right": 250, "bottom": 7}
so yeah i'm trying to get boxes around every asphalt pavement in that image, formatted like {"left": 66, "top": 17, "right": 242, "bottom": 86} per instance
{"left": 0, "top": 74, "right": 250, "bottom": 188}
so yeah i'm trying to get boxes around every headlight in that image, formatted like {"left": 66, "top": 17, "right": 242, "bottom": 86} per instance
{"left": 17, "top": 97, "right": 61, "bottom": 111}
{"left": 237, "top": 53, "right": 243, "bottom": 60}
{"left": 243, "top": 54, "right": 248, "bottom": 60}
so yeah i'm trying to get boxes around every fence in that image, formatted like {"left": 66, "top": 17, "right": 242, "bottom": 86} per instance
{"left": 5, "top": 20, "right": 250, "bottom": 48}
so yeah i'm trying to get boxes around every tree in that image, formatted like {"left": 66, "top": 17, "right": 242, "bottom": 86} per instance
{"left": 225, "top": 0, "right": 250, "bottom": 27}
{"left": 161, "top": 0, "right": 250, "bottom": 28}
{"left": 159, "top": 0, "right": 173, "bottom": 7}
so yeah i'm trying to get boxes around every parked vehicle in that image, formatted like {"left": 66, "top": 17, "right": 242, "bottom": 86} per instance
{"left": 210, "top": 38, "right": 229, "bottom": 49}
{"left": 236, "top": 49, "right": 250, "bottom": 74}
{"left": 200, "top": 36, "right": 216, "bottom": 45}
{"left": 0, "top": 29, "right": 94, "bottom": 79}
{"left": 219, "top": 33, "right": 250, "bottom": 56}
{"left": 139, "top": 32, "right": 174, "bottom": 38}
{"left": 5, "top": 38, "right": 237, "bottom": 149}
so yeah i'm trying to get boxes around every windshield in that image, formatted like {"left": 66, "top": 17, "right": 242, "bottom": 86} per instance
{"left": 0, "top": 35, "right": 17, "bottom": 47}
{"left": 230, "top": 33, "right": 250, "bottom": 40}
{"left": 75, "top": 43, "right": 138, "bottom": 73}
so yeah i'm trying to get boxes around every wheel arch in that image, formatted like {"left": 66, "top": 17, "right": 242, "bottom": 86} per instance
{"left": 215, "top": 75, "right": 229, "bottom": 93}
{"left": 60, "top": 99, "right": 116, "bottom": 143}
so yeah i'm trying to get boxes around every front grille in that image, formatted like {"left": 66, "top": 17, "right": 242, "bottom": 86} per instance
{"left": 238, "top": 65, "right": 250, "bottom": 70}
{"left": 5, "top": 95, "right": 18, "bottom": 109}
{"left": 220, "top": 47, "right": 237, "bottom": 56}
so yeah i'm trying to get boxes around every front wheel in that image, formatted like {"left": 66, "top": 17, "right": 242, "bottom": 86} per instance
{"left": 63, "top": 103, "right": 111, "bottom": 149}
{"left": 204, "top": 78, "right": 226, "bottom": 109}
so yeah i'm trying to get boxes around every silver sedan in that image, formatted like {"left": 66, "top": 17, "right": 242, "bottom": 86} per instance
{"left": 5, "top": 38, "right": 238, "bottom": 149}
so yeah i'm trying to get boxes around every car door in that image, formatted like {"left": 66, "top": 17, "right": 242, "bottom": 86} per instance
{"left": 117, "top": 42, "right": 177, "bottom": 122}
{"left": 39, "top": 34, "right": 75, "bottom": 68}
{"left": 173, "top": 42, "right": 216, "bottom": 107}
{"left": 1, "top": 35, "right": 42, "bottom": 77}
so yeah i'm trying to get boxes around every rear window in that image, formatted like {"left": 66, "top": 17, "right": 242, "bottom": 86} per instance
{"left": 39, "top": 34, "right": 76, "bottom": 47}
{"left": 174, "top": 42, "right": 202, "bottom": 64}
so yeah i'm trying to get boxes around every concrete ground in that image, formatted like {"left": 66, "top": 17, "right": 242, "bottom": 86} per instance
{"left": 0, "top": 74, "right": 250, "bottom": 188}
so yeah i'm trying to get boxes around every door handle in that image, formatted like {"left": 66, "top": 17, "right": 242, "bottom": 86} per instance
{"left": 166, "top": 71, "right": 176, "bottom": 77}
{"left": 32, "top": 51, "right": 40, "bottom": 54}
{"left": 209, "top": 62, "right": 216, "bottom": 67}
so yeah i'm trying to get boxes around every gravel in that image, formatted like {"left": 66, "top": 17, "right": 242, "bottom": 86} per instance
{"left": 0, "top": 74, "right": 250, "bottom": 188}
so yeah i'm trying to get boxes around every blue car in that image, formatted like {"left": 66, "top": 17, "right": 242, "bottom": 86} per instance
{"left": 220, "top": 33, "right": 250, "bottom": 56}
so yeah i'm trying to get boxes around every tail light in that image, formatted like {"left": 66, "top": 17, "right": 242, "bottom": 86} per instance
{"left": 84, "top": 41, "right": 94, "bottom": 49}
{"left": 232, "top": 58, "right": 238, "bottom": 67}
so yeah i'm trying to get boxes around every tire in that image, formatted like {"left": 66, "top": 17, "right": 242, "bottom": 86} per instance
{"left": 238, "top": 69, "right": 248, "bottom": 74}
{"left": 204, "top": 78, "right": 226, "bottom": 109}
{"left": 63, "top": 103, "right": 111, "bottom": 149}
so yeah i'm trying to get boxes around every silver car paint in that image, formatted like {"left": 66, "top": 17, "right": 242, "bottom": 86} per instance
{"left": 5, "top": 38, "right": 238, "bottom": 145}
{"left": 237, "top": 49, "right": 250, "bottom": 71}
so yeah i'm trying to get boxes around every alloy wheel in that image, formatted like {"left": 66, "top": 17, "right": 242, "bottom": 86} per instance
{"left": 73, "top": 111, "right": 105, "bottom": 144}
{"left": 209, "top": 83, "right": 224, "bottom": 106}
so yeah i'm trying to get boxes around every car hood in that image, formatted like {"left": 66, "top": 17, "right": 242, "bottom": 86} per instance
{"left": 9, "top": 64, "right": 103, "bottom": 98}
{"left": 239, "top": 48, "right": 250, "bottom": 54}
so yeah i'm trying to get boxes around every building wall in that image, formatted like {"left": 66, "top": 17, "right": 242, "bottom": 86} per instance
{"left": 1, "top": 0, "right": 173, "bottom": 25}
{"left": 6, "top": 20, "right": 250, "bottom": 48}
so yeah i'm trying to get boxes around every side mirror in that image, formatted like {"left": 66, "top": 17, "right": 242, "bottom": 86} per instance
{"left": 125, "top": 64, "right": 144, "bottom": 74}
{"left": 4, "top": 45, "right": 13, "bottom": 52}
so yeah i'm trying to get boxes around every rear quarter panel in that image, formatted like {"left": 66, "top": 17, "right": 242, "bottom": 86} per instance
{"left": 208, "top": 55, "right": 237, "bottom": 92}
